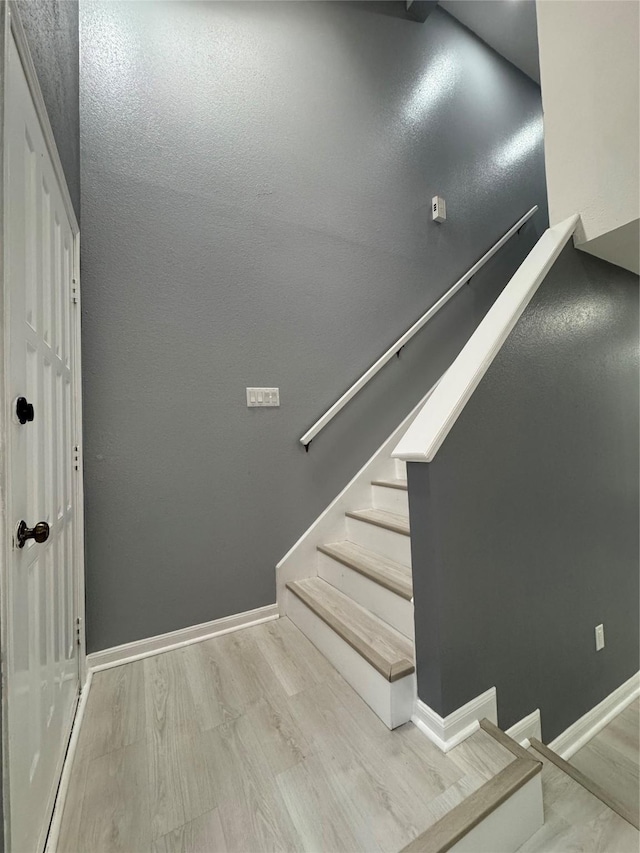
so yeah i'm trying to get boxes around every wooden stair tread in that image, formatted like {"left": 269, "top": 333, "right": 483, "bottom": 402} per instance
{"left": 286, "top": 578, "right": 414, "bottom": 682}
{"left": 318, "top": 541, "right": 412, "bottom": 600}
{"left": 346, "top": 508, "right": 410, "bottom": 536}
{"left": 371, "top": 478, "right": 408, "bottom": 491}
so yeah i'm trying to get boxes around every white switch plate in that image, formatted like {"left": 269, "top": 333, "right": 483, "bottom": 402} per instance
{"left": 246, "top": 387, "right": 280, "bottom": 407}
{"left": 595, "top": 623, "right": 605, "bottom": 651}
{"left": 432, "top": 195, "right": 446, "bottom": 223}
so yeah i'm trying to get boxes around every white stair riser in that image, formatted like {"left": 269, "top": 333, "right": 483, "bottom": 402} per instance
{"left": 285, "top": 591, "right": 414, "bottom": 729}
{"left": 317, "top": 552, "right": 414, "bottom": 639}
{"left": 346, "top": 517, "right": 411, "bottom": 566}
{"left": 394, "top": 458, "right": 407, "bottom": 480}
{"left": 449, "top": 773, "right": 543, "bottom": 852}
{"left": 371, "top": 484, "right": 408, "bottom": 516}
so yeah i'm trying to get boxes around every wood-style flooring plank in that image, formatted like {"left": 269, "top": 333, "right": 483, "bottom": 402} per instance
{"left": 288, "top": 680, "right": 425, "bottom": 849}
{"left": 179, "top": 628, "right": 279, "bottom": 730}
{"left": 75, "top": 660, "right": 146, "bottom": 762}
{"left": 213, "top": 709, "right": 303, "bottom": 853}
{"left": 144, "top": 650, "right": 218, "bottom": 838}
{"left": 287, "top": 677, "right": 467, "bottom": 848}
{"left": 250, "top": 616, "right": 335, "bottom": 697}
{"left": 532, "top": 737, "right": 639, "bottom": 829}
{"left": 144, "top": 648, "right": 200, "bottom": 733}
{"left": 73, "top": 741, "right": 151, "bottom": 853}
{"left": 447, "top": 727, "right": 515, "bottom": 780}
{"left": 570, "top": 737, "right": 640, "bottom": 827}
{"left": 568, "top": 699, "right": 640, "bottom": 828}
{"left": 517, "top": 749, "right": 640, "bottom": 853}
{"left": 276, "top": 756, "right": 377, "bottom": 853}
{"left": 152, "top": 808, "right": 227, "bottom": 853}
{"left": 56, "top": 754, "right": 89, "bottom": 853}
{"left": 217, "top": 786, "right": 302, "bottom": 853}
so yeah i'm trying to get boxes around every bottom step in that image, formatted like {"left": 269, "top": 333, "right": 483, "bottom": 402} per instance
{"left": 403, "top": 721, "right": 544, "bottom": 853}
{"left": 286, "top": 582, "right": 415, "bottom": 729}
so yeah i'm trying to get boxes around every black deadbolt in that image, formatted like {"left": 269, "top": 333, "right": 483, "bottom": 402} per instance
{"left": 16, "top": 520, "right": 50, "bottom": 548}
{"left": 16, "top": 397, "right": 34, "bottom": 425}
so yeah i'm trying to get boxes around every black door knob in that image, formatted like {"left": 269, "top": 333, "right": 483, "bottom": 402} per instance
{"left": 16, "top": 397, "right": 35, "bottom": 424}
{"left": 16, "top": 520, "right": 50, "bottom": 549}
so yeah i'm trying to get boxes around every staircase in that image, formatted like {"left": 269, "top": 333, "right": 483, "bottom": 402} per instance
{"left": 282, "top": 456, "right": 418, "bottom": 729}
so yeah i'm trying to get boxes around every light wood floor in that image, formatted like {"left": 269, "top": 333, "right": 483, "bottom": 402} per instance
{"left": 58, "top": 617, "right": 514, "bottom": 853}
{"left": 517, "top": 703, "right": 640, "bottom": 853}
{"left": 569, "top": 697, "right": 640, "bottom": 827}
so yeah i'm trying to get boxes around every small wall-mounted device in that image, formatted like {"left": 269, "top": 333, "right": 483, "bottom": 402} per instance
{"left": 432, "top": 195, "right": 446, "bottom": 223}
{"left": 246, "top": 387, "right": 280, "bottom": 407}
{"left": 595, "top": 623, "right": 605, "bottom": 651}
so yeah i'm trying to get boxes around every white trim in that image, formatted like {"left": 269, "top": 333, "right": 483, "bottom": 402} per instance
{"left": 506, "top": 709, "right": 541, "bottom": 750}
{"left": 548, "top": 671, "right": 640, "bottom": 760}
{"left": 86, "top": 604, "right": 279, "bottom": 672}
{"left": 72, "top": 233, "right": 86, "bottom": 685}
{"left": 448, "top": 772, "right": 543, "bottom": 853}
{"left": 393, "top": 214, "right": 580, "bottom": 463}
{"left": 276, "top": 377, "right": 442, "bottom": 613}
{"left": 44, "top": 676, "right": 92, "bottom": 853}
{"left": 412, "top": 687, "right": 498, "bottom": 753}
{"left": 300, "top": 206, "right": 538, "bottom": 447}
{"left": 36, "top": 689, "right": 79, "bottom": 853}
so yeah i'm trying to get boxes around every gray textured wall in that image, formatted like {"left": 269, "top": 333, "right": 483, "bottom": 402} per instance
{"left": 80, "top": 0, "right": 547, "bottom": 653}
{"left": 408, "top": 244, "right": 639, "bottom": 741}
{"left": 15, "top": 0, "right": 80, "bottom": 218}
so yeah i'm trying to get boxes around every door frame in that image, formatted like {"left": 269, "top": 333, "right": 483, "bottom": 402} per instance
{"left": 0, "top": 3, "right": 86, "bottom": 850}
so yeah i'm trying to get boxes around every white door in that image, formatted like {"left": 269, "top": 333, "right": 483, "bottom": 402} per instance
{"left": 4, "top": 27, "right": 82, "bottom": 853}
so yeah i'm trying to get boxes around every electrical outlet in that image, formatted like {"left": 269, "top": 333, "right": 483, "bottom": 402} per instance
{"left": 595, "top": 623, "right": 605, "bottom": 651}
{"left": 246, "top": 387, "right": 280, "bottom": 407}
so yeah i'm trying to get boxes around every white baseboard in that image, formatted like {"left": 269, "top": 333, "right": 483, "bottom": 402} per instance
{"left": 45, "top": 672, "right": 93, "bottom": 853}
{"left": 549, "top": 671, "right": 640, "bottom": 760}
{"left": 412, "top": 687, "right": 498, "bottom": 753}
{"left": 506, "top": 709, "right": 542, "bottom": 750}
{"left": 87, "top": 604, "right": 279, "bottom": 672}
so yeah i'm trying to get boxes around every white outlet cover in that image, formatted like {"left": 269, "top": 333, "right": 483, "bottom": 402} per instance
{"left": 595, "top": 623, "right": 605, "bottom": 651}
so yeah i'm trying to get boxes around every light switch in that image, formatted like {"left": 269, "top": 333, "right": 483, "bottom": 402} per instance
{"left": 246, "top": 388, "right": 280, "bottom": 407}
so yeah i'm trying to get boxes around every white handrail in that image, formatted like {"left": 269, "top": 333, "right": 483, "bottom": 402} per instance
{"left": 300, "top": 205, "right": 539, "bottom": 447}
{"left": 392, "top": 213, "right": 580, "bottom": 463}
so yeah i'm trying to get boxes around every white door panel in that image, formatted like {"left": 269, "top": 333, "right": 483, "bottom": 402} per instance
{"left": 5, "top": 30, "right": 80, "bottom": 853}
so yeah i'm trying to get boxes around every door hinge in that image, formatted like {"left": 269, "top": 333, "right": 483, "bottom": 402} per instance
{"left": 76, "top": 617, "right": 82, "bottom": 646}
{"left": 71, "top": 278, "right": 79, "bottom": 304}
{"left": 74, "top": 445, "right": 80, "bottom": 471}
